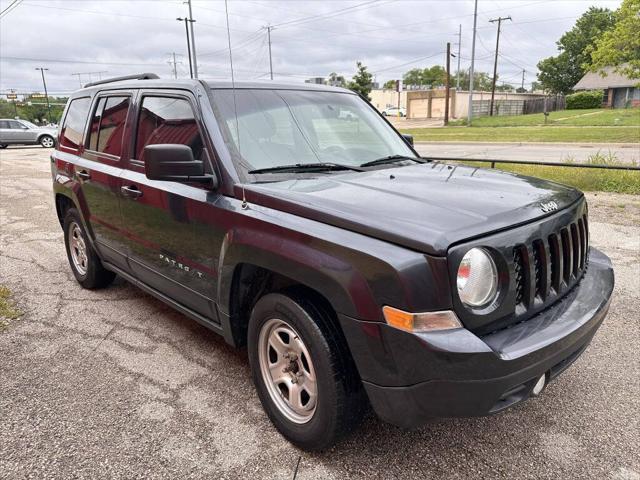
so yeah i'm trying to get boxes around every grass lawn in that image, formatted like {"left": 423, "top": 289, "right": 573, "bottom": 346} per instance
{"left": 457, "top": 159, "right": 640, "bottom": 195}
{"left": 402, "top": 108, "right": 640, "bottom": 143}
{"left": 448, "top": 108, "right": 640, "bottom": 127}
{"left": 403, "top": 125, "right": 640, "bottom": 143}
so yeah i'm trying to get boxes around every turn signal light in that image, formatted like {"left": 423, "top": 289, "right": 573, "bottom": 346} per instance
{"left": 382, "top": 306, "right": 463, "bottom": 332}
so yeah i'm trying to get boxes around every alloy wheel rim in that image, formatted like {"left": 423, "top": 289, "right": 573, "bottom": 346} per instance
{"left": 69, "top": 221, "right": 88, "bottom": 275}
{"left": 42, "top": 137, "right": 54, "bottom": 147}
{"left": 258, "top": 318, "right": 317, "bottom": 424}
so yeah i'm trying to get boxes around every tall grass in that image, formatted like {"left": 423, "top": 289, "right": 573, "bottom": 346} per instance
{"left": 460, "top": 153, "right": 640, "bottom": 194}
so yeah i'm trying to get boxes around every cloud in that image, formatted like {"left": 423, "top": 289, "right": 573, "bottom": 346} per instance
{"left": 0, "top": 0, "right": 622, "bottom": 95}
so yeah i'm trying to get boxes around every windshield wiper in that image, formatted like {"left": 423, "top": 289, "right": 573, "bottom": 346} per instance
{"left": 360, "top": 155, "right": 426, "bottom": 168}
{"left": 248, "top": 162, "right": 364, "bottom": 174}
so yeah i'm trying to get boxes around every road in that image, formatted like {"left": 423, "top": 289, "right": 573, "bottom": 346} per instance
{"left": 414, "top": 141, "right": 640, "bottom": 165}
{"left": 1, "top": 148, "right": 639, "bottom": 479}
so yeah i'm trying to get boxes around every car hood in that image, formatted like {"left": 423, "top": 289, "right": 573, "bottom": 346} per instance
{"left": 242, "top": 162, "right": 582, "bottom": 256}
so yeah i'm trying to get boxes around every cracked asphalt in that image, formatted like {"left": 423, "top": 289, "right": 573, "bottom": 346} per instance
{"left": 1, "top": 147, "right": 639, "bottom": 479}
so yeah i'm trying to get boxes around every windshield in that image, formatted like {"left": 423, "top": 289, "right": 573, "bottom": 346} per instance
{"left": 210, "top": 89, "right": 415, "bottom": 176}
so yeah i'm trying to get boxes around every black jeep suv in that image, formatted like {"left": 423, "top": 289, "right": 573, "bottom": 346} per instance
{"left": 51, "top": 74, "right": 614, "bottom": 450}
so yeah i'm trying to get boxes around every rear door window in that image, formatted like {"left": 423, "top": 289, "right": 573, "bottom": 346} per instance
{"left": 135, "top": 96, "right": 204, "bottom": 162}
{"left": 60, "top": 97, "right": 91, "bottom": 151}
{"left": 87, "top": 96, "right": 129, "bottom": 157}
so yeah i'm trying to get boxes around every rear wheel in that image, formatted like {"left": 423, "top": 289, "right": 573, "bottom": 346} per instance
{"left": 248, "top": 291, "right": 366, "bottom": 451}
{"left": 63, "top": 208, "right": 115, "bottom": 289}
{"left": 39, "top": 135, "right": 54, "bottom": 148}
{"left": 0, "top": 144, "right": 8, "bottom": 149}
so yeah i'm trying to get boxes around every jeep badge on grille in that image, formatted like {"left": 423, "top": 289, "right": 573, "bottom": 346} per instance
{"left": 540, "top": 201, "right": 559, "bottom": 213}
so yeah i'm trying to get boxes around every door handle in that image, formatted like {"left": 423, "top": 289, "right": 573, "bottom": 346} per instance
{"left": 121, "top": 185, "right": 143, "bottom": 199}
{"left": 76, "top": 170, "right": 91, "bottom": 181}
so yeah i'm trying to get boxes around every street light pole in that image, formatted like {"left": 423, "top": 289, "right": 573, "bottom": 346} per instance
{"left": 267, "top": 25, "right": 273, "bottom": 80}
{"left": 467, "top": 0, "right": 478, "bottom": 126}
{"left": 177, "top": 17, "right": 195, "bottom": 79}
{"left": 186, "top": 0, "right": 198, "bottom": 78}
{"left": 35, "top": 67, "right": 51, "bottom": 124}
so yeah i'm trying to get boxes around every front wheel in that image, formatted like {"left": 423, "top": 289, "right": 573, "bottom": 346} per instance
{"left": 63, "top": 208, "right": 115, "bottom": 289}
{"left": 248, "top": 291, "right": 365, "bottom": 451}
{"left": 39, "top": 135, "right": 54, "bottom": 148}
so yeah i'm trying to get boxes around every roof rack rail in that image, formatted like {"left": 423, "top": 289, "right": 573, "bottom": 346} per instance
{"left": 84, "top": 73, "right": 159, "bottom": 88}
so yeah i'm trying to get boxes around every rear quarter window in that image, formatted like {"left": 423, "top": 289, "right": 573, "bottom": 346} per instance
{"left": 87, "top": 96, "right": 130, "bottom": 157}
{"left": 60, "top": 97, "right": 91, "bottom": 151}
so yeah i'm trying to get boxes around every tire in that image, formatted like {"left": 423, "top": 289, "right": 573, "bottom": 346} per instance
{"left": 382, "top": 112, "right": 388, "bottom": 116}
{"left": 0, "top": 144, "right": 8, "bottom": 149}
{"left": 63, "top": 208, "right": 115, "bottom": 289}
{"left": 39, "top": 135, "right": 55, "bottom": 148}
{"left": 248, "top": 291, "right": 366, "bottom": 451}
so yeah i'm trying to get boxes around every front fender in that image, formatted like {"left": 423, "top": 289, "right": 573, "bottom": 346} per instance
{"left": 217, "top": 228, "right": 381, "bottom": 320}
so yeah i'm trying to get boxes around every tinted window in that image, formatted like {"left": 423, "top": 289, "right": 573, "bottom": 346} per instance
{"left": 87, "top": 96, "right": 129, "bottom": 157}
{"left": 60, "top": 97, "right": 91, "bottom": 150}
{"left": 9, "top": 120, "right": 25, "bottom": 129}
{"left": 0, "top": 120, "right": 9, "bottom": 128}
{"left": 135, "top": 97, "right": 203, "bottom": 161}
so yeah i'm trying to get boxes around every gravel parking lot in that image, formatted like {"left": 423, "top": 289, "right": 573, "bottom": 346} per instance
{"left": 1, "top": 147, "right": 639, "bottom": 479}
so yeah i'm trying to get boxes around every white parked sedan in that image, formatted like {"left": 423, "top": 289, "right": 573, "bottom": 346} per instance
{"left": 381, "top": 107, "right": 406, "bottom": 117}
{"left": 0, "top": 119, "right": 57, "bottom": 148}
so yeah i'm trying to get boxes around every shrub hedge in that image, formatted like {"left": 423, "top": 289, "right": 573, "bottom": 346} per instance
{"left": 566, "top": 90, "right": 604, "bottom": 109}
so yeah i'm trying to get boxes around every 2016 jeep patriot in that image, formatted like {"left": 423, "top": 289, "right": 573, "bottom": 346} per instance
{"left": 51, "top": 74, "right": 614, "bottom": 451}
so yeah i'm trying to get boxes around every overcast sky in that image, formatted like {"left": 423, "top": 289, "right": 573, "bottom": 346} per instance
{"left": 0, "top": 0, "right": 622, "bottom": 95}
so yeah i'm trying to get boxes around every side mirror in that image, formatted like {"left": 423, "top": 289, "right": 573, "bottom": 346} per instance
{"left": 144, "top": 144, "right": 216, "bottom": 186}
{"left": 401, "top": 134, "right": 414, "bottom": 146}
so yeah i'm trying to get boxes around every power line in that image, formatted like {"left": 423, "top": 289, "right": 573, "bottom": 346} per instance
{"left": 0, "top": 0, "right": 22, "bottom": 18}
{"left": 1, "top": 55, "right": 167, "bottom": 67}
{"left": 271, "top": 0, "right": 384, "bottom": 29}
{"left": 370, "top": 52, "right": 445, "bottom": 74}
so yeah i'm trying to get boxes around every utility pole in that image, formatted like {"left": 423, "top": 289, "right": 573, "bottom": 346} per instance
{"left": 444, "top": 42, "right": 451, "bottom": 126}
{"left": 35, "top": 67, "right": 51, "bottom": 124}
{"left": 9, "top": 89, "right": 18, "bottom": 117}
{"left": 177, "top": 17, "right": 195, "bottom": 79}
{"left": 488, "top": 15, "right": 511, "bottom": 116}
{"left": 521, "top": 68, "right": 525, "bottom": 91}
{"left": 266, "top": 25, "right": 274, "bottom": 80}
{"left": 456, "top": 24, "right": 462, "bottom": 91}
{"left": 71, "top": 71, "right": 107, "bottom": 87}
{"left": 72, "top": 73, "right": 83, "bottom": 87}
{"left": 167, "top": 52, "right": 182, "bottom": 79}
{"left": 186, "top": 0, "right": 198, "bottom": 78}
{"left": 467, "top": 0, "right": 478, "bottom": 126}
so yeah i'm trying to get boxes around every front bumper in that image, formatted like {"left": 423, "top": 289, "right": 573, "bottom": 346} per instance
{"left": 338, "top": 247, "right": 614, "bottom": 428}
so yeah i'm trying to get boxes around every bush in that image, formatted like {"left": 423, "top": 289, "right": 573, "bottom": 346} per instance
{"left": 566, "top": 90, "right": 603, "bottom": 109}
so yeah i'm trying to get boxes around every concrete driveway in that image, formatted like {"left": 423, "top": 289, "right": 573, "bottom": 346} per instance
{"left": 1, "top": 148, "right": 639, "bottom": 479}
{"left": 415, "top": 142, "right": 640, "bottom": 165}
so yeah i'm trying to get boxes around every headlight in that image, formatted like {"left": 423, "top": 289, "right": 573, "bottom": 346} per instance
{"left": 457, "top": 248, "right": 498, "bottom": 308}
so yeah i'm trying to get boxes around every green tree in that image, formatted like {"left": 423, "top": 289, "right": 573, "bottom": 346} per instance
{"left": 383, "top": 79, "right": 397, "bottom": 90}
{"left": 402, "top": 66, "right": 446, "bottom": 87}
{"left": 536, "top": 6, "right": 616, "bottom": 93}
{"left": 589, "top": 0, "right": 640, "bottom": 80}
{"left": 348, "top": 62, "right": 373, "bottom": 99}
{"left": 327, "top": 72, "right": 347, "bottom": 87}
{"left": 0, "top": 98, "right": 66, "bottom": 124}
{"left": 496, "top": 83, "right": 514, "bottom": 92}
{"left": 455, "top": 70, "right": 494, "bottom": 91}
